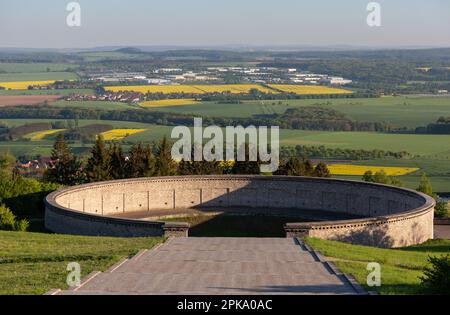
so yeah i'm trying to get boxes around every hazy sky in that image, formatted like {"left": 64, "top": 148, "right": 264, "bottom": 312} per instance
{"left": 1, "top": 0, "right": 449, "bottom": 49}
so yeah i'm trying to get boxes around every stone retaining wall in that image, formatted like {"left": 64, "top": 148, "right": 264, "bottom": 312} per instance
{"left": 44, "top": 175, "right": 435, "bottom": 247}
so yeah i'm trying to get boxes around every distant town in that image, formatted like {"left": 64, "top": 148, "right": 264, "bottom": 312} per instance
{"left": 86, "top": 66, "right": 353, "bottom": 86}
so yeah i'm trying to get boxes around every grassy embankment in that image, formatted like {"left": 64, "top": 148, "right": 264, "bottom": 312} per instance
{"left": 0, "top": 231, "right": 163, "bottom": 295}
{"left": 304, "top": 237, "right": 450, "bottom": 295}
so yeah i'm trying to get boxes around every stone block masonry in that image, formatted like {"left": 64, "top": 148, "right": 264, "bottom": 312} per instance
{"left": 45, "top": 175, "right": 435, "bottom": 248}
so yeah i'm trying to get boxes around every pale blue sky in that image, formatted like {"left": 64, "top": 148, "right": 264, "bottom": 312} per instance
{"left": 0, "top": 0, "right": 449, "bottom": 48}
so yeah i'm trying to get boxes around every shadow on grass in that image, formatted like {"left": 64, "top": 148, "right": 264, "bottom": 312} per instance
{"left": 400, "top": 239, "right": 450, "bottom": 254}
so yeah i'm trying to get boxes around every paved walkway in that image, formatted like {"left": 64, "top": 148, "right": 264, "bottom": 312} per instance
{"left": 435, "top": 225, "right": 450, "bottom": 239}
{"left": 53, "top": 237, "right": 362, "bottom": 295}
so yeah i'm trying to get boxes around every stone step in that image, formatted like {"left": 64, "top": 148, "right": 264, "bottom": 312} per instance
{"left": 158, "top": 244, "right": 302, "bottom": 251}
{"left": 167, "top": 237, "right": 297, "bottom": 246}
{"left": 113, "top": 260, "right": 328, "bottom": 274}
{"left": 138, "top": 250, "right": 315, "bottom": 263}
{"left": 76, "top": 272, "right": 354, "bottom": 295}
{"left": 53, "top": 237, "right": 361, "bottom": 295}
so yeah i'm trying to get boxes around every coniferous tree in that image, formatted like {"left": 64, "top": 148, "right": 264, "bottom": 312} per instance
{"left": 177, "top": 145, "right": 222, "bottom": 175}
{"left": 231, "top": 143, "right": 260, "bottom": 175}
{"left": 126, "top": 143, "right": 156, "bottom": 178}
{"left": 154, "top": 136, "right": 177, "bottom": 176}
{"left": 109, "top": 143, "right": 126, "bottom": 179}
{"left": 125, "top": 143, "right": 144, "bottom": 178}
{"left": 276, "top": 157, "right": 306, "bottom": 176}
{"left": 44, "top": 134, "right": 86, "bottom": 185}
{"left": 303, "top": 158, "right": 315, "bottom": 176}
{"left": 142, "top": 144, "right": 156, "bottom": 177}
{"left": 417, "top": 173, "right": 434, "bottom": 197}
{"left": 85, "top": 135, "right": 111, "bottom": 182}
{"left": 313, "top": 162, "right": 331, "bottom": 178}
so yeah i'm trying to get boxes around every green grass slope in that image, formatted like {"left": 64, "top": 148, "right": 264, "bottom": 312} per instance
{"left": 304, "top": 237, "right": 450, "bottom": 295}
{"left": 0, "top": 231, "right": 163, "bottom": 295}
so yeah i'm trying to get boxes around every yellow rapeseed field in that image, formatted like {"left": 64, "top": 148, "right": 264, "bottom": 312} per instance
{"left": 26, "top": 129, "right": 66, "bottom": 141}
{"left": 105, "top": 84, "right": 276, "bottom": 95}
{"left": 327, "top": 164, "right": 419, "bottom": 176}
{"left": 100, "top": 129, "right": 146, "bottom": 141}
{"left": 0, "top": 80, "right": 56, "bottom": 90}
{"left": 269, "top": 84, "right": 353, "bottom": 95}
{"left": 139, "top": 99, "right": 200, "bottom": 107}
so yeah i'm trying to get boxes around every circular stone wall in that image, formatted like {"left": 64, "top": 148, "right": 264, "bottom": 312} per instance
{"left": 44, "top": 175, "right": 435, "bottom": 248}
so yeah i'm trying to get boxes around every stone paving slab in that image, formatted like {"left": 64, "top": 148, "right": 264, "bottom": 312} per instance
{"left": 55, "top": 237, "right": 360, "bottom": 295}
{"left": 435, "top": 225, "right": 450, "bottom": 239}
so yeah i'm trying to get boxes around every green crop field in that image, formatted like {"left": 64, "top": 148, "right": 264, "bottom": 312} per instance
{"left": 280, "top": 130, "right": 450, "bottom": 156}
{"left": 0, "top": 63, "right": 78, "bottom": 73}
{"left": 2, "top": 119, "right": 450, "bottom": 157}
{"left": 144, "top": 96, "right": 450, "bottom": 129}
{"left": 334, "top": 158, "right": 450, "bottom": 193}
{"left": 0, "top": 88, "right": 95, "bottom": 96}
{"left": 0, "top": 231, "right": 163, "bottom": 295}
{"left": 0, "top": 72, "right": 78, "bottom": 82}
{"left": 50, "top": 100, "right": 133, "bottom": 110}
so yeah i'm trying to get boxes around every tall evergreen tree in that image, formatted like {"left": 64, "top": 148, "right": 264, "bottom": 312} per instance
{"left": 142, "top": 144, "right": 156, "bottom": 177}
{"left": 126, "top": 143, "right": 145, "bottom": 178}
{"left": 313, "top": 162, "right": 331, "bottom": 178}
{"left": 303, "top": 158, "right": 315, "bottom": 176}
{"left": 154, "top": 136, "right": 177, "bottom": 176}
{"left": 109, "top": 143, "right": 127, "bottom": 179}
{"left": 85, "top": 135, "right": 111, "bottom": 182}
{"left": 44, "top": 134, "right": 85, "bottom": 185}
{"left": 276, "top": 157, "right": 305, "bottom": 176}
{"left": 231, "top": 143, "right": 260, "bottom": 175}
{"left": 417, "top": 173, "right": 434, "bottom": 197}
{"left": 177, "top": 146, "right": 222, "bottom": 175}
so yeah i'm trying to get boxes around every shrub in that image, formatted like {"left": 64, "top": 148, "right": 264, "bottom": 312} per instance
{"left": 0, "top": 204, "right": 29, "bottom": 232}
{"left": 0, "top": 176, "right": 59, "bottom": 215}
{"left": 420, "top": 255, "right": 450, "bottom": 295}
{"left": 15, "top": 219, "right": 29, "bottom": 232}
{"left": 435, "top": 201, "right": 449, "bottom": 218}
{"left": 0, "top": 204, "right": 16, "bottom": 230}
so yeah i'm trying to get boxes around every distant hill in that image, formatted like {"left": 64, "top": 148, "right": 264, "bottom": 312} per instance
{"left": 114, "top": 47, "right": 144, "bottom": 54}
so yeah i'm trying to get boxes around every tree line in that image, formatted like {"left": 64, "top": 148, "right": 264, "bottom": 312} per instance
{"left": 416, "top": 116, "right": 450, "bottom": 134}
{"left": 280, "top": 145, "right": 411, "bottom": 160}
{"left": 44, "top": 134, "right": 331, "bottom": 186}
{"left": 0, "top": 105, "right": 394, "bottom": 133}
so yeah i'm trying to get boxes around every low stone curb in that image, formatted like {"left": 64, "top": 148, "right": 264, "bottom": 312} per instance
{"left": 295, "top": 237, "right": 371, "bottom": 295}
{"left": 105, "top": 258, "right": 129, "bottom": 273}
{"left": 71, "top": 271, "right": 102, "bottom": 291}
{"left": 435, "top": 218, "right": 450, "bottom": 225}
{"left": 45, "top": 270, "right": 102, "bottom": 295}
{"left": 43, "top": 288, "right": 61, "bottom": 295}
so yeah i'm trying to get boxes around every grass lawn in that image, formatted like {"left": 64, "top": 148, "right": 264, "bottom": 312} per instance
{"left": 0, "top": 231, "right": 163, "bottom": 295}
{"left": 304, "top": 237, "right": 450, "bottom": 295}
